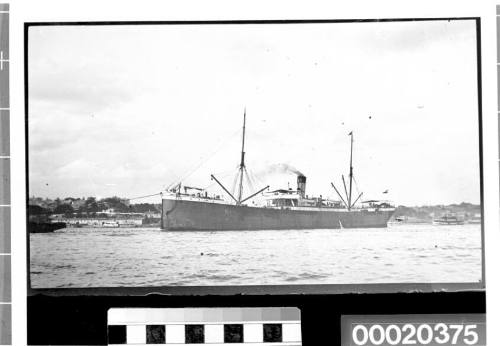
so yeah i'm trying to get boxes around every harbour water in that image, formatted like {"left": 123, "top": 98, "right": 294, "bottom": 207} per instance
{"left": 30, "top": 224, "right": 482, "bottom": 288}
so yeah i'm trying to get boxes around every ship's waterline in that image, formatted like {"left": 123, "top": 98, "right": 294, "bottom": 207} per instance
{"left": 30, "top": 224, "right": 481, "bottom": 288}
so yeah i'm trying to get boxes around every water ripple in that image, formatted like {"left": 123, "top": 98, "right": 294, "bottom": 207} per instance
{"left": 30, "top": 224, "right": 482, "bottom": 288}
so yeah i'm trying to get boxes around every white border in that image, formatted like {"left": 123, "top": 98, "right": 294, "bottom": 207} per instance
{"left": 9, "top": 1, "right": 499, "bottom": 345}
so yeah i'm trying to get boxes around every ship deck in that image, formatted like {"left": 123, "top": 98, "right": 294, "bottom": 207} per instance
{"left": 162, "top": 195, "right": 394, "bottom": 213}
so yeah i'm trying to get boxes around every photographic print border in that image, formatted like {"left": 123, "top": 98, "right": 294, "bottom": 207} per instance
{"left": 24, "top": 17, "right": 485, "bottom": 296}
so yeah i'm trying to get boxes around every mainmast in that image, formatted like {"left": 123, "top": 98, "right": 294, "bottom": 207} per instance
{"left": 237, "top": 108, "right": 246, "bottom": 204}
{"left": 348, "top": 131, "right": 353, "bottom": 210}
{"left": 331, "top": 130, "right": 362, "bottom": 210}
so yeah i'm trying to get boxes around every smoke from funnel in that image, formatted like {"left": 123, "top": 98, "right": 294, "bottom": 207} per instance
{"left": 261, "top": 163, "right": 305, "bottom": 176}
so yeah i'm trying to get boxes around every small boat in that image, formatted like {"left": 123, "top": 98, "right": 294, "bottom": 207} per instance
{"left": 433, "top": 213, "right": 464, "bottom": 225}
{"left": 467, "top": 214, "right": 481, "bottom": 224}
{"left": 102, "top": 221, "right": 120, "bottom": 228}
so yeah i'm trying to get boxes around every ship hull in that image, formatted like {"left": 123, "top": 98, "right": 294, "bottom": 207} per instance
{"left": 162, "top": 199, "right": 395, "bottom": 231}
{"left": 433, "top": 220, "right": 465, "bottom": 225}
{"left": 28, "top": 222, "right": 66, "bottom": 233}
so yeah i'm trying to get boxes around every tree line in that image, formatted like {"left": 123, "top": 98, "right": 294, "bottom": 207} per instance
{"left": 29, "top": 196, "right": 161, "bottom": 216}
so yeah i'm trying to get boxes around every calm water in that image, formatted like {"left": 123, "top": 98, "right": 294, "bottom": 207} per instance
{"left": 30, "top": 224, "right": 482, "bottom": 288}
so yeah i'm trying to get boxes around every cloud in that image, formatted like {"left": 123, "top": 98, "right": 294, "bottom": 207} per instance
{"left": 29, "top": 60, "right": 137, "bottom": 114}
{"left": 28, "top": 26, "right": 156, "bottom": 114}
{"left": 27, "top": 22, "right": 481, "bottom": 205}
{"left": 358, "top": 19, "right": 475, "bottom": 53}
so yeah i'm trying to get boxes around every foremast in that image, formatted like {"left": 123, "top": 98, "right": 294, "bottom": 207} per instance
{"left": 211, "top": 109, "right": 269, "bottom": 205}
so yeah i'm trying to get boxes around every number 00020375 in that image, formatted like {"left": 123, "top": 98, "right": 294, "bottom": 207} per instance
{"left": 351, "top": 323, "right": 481, "bottom": 346}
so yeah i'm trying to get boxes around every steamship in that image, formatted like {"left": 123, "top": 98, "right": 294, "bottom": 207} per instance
{"left": 161, "top": 111, "right": 395, "bottom": 231}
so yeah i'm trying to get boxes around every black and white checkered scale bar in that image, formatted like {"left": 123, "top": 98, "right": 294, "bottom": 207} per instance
{"left": 108, "top": 308, "right": 302, "bottom": 345}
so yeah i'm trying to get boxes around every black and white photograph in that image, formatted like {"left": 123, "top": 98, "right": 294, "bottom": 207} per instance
{"left": 27, "top": 19, "right": 483, "bottom": 290}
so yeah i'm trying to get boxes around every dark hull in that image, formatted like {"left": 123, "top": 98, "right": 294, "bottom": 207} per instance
{"left": 162, "top": 199, "right": 394, "bottom": 231}
{"left": 29, "top": 222, "right": 66, "bottom": 233}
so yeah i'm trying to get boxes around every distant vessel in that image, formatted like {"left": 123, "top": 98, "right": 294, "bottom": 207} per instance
{"left": 28, "top": 221, "right": 66, "bottom": 233}
{"left": 467, "top": 214, "right": 481, "bottom": 224}
{"left": 28, "top": 213, "right": 67, "bottom": 233}
{"left": 101, "top": 221, "right": 120, "bottom": 228}
{"left": 161, "top": 111, "right": 395, "bottom": 231}
{"left": 390, "top": 216, "right": 430, "bottom": 224}
{"left": 433, "top": 213, "right": 465, "bottom": 225}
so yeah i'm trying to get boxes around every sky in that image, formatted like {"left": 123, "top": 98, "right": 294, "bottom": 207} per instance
{"left": 28, "top": 20, "right": 481, "bottom": 206}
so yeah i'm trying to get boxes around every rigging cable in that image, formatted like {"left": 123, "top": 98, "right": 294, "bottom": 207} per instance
{"left": 128, "top": 192, "right": 163, "bottom": 201}
{"left": 243, "top": 167, "right": 255, "bottom": 194}
{"left": 230, "top": 169, "right": 240, "bottom": 198}
{"left": 249, "top": 169, "right": 267, "bottom": 187}
{"left": 165, "top": 128, "right": 240, "bottom": 190}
